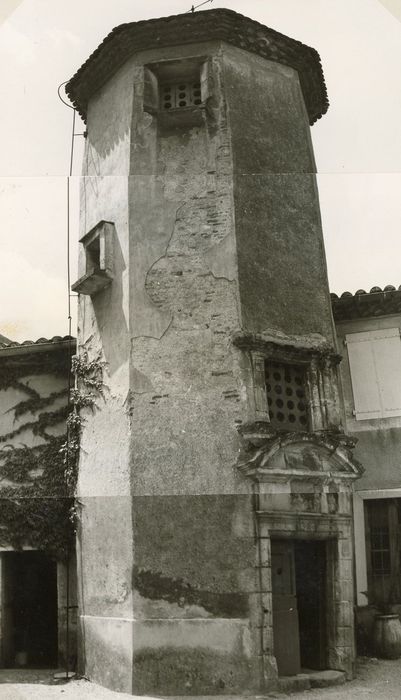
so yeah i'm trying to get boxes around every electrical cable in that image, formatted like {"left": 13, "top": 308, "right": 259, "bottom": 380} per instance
{"left": 186, "top": 0, "right": 213, "bottom": 13}
{"left": 57, "top": 79, "right": 80, "bottom": 683}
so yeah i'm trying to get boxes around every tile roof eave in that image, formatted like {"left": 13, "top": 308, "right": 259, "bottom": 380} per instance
{"left": 331, "top": 287, "right": 401, "bottom": 322}
{"left": 0, "top": 336, "right": 76, "bottom": 357}
{"left": 65, "top": 8, "right": 329, "bottom": 125}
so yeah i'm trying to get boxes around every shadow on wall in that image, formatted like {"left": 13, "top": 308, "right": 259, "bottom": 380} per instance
{"left": 92, "top": 229, "right": 129, "bottom": 376}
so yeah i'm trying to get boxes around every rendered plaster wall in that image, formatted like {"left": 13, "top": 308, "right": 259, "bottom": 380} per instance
{"left": 77, "top": 56, "right": 134, "bottom": 498}
{"left": 222, "top": 46, "right": 334, "bottom": 344}
{"left": 131, "top": 494, "right": 259, "bottom": 694}
{"left": 335, "top": 315, "right": 401, "bottom": 490}
{"left": 76, "top": 57, "right": 136, "bottom": 694}
{"left": 76, "top": 497, "right": 134, "bottom": 693}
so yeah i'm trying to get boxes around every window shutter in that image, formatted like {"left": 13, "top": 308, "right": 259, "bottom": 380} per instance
{"left": 346, "top": 328, "right": 401, "bottom": 420}
{"left": 143, "top": 67, "right": 159, "bottom": 114}
{"left": 346, "top": 331, "right": 381, "bottom": 420}
{"left": 200, "top": 59, "right": 213, "bottom": 103}
{"left": 372, "top": 329, "right": 401, "bottom": 417}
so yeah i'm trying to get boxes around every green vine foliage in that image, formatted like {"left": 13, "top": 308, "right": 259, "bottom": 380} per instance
{"left": 0, "top": 351, "right": 104, "bottom": 560}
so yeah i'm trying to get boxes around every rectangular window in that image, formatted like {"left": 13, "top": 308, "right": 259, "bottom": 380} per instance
{"left": 365, "top": 498, "right": 401, "bottom": 606}
{"left": 346, "top": 328, "right": 401, "bottom": 420}
{"left": 265, "top": 361, "right": 309, "bottom": 431}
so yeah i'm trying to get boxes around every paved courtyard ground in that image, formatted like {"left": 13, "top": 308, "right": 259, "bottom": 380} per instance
{"left": 1, "top": 657, "right": 401, "bottom": 699}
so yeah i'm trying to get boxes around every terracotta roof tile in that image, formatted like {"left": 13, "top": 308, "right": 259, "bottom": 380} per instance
{"left": 331, "top": 286, "right": 401, "bottom": 321}
{"left": 0, "top": 335, "right": 76, "bottom": 351}
{"left": 66, "top": 8, "right": 328, "bottom": 125}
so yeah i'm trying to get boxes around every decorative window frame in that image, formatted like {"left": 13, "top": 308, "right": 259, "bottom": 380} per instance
{"left": 143, "top": 56, "right": 214, "bottom": 127}
{"left": 233, "top": 334, "right": 343, "bottom": 434}
{"left": 71, "top": 220, "right": 114, "bottom": 296}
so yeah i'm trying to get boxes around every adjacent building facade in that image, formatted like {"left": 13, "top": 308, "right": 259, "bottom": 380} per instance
{"left": 333, "top": 287, "right": 401, "bottom": 650}
{"left": 66, "top": 9, "right": 362, "bottom": 695}
{"left": 0, "top": 336, "right": 77, "bottom": 671}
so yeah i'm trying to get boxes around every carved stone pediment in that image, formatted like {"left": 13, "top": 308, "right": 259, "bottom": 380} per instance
{"left": 236, "top": 423, "right": 363, "bottom": 483}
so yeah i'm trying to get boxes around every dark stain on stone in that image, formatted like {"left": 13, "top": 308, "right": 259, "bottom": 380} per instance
{"left": 133, "top": 567, "right": 249, "bottom": 617}
{"left": 133, "top": 645, "right": 254, "bottom": 695}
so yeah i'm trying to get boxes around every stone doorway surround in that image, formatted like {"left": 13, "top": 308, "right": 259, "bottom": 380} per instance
{"left": 257, "top": 510, "right": 354, "bottom": 684}
{"left": 236, "top": 425, "right": 363, "bottom": 690}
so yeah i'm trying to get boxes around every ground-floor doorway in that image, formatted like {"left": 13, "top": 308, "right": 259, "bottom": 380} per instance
{"left": 272, "top": 539, "right": 327, "bottom": 676}
{"left": 0, "top": 551, "right": 58, "bottom": 668}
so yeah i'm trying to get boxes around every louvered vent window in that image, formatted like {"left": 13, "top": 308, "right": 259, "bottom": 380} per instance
{"left": 161, "top": 82, "right": 202, "bottom": 110}
{"left": 265, "top": 362, "right": 309, "bottom": 431}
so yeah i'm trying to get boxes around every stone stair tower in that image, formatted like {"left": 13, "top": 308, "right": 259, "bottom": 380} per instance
{"left": 67, "top": 9, "right": 360, "bottom": 695}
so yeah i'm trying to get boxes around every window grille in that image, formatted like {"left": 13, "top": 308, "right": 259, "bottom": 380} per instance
{"left": 365, "top": 498, "right": 401, "bottom": 606}
{"left": 366, "top": 500, "right": 393, "bottom": 576}
{"left": 265, "top": 361, "right": 309, "bottom": 431}
{"left": 161, "top": 82, "right": 202, "bottom": 110}
{"left": 371, "top": 528, "right": 391, "bottom": 575}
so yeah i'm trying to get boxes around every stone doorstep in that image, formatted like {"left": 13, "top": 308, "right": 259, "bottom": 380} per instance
{"left": 277, "top": 669, "right": 346, "bottom": 694}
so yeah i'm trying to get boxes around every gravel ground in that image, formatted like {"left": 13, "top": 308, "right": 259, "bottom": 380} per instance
{"left": 1, "top": 658, "right": 401, "bottom": 699}
{"left": 285, "top": 657, "right": 401, "bottom": 698}
{"left": 0, "top": 671, "right": 136, "bottom": 700}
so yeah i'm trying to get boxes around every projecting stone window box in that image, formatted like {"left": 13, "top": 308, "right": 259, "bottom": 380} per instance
{"left": 71, "top": 220, "right": 114, "bottom": 297}
{"left": 72, "top": 269, "right": 112, "bottom": 296}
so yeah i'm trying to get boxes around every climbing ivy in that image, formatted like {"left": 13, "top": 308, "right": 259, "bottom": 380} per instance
{"left": 0, "top": 351, "right": 104, "bottom": 560}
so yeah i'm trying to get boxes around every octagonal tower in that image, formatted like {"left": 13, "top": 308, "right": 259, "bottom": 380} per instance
{"left": 68, "top": 9, "right": 360, "bottom": 695}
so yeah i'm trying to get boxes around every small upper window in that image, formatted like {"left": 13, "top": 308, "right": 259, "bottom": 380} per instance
{"left": 346, "top": 328, "right": 401, "bottom": 420}
{"left": 144, "top": 57, "right": 212, "bottom": 123}
{"left": 265, "top": 361, "right": 309, "bottom": 431}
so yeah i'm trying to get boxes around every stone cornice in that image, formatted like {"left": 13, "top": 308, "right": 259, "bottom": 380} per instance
{"left": 232, "top": 333, "right": 342, "bottom": 366}
{"left": 66, "top": 9, "right": 328, "bottom": 125}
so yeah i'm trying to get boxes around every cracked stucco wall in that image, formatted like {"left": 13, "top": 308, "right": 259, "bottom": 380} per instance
{"left": 127, "top": 47, "right": 248, "bottom": 498}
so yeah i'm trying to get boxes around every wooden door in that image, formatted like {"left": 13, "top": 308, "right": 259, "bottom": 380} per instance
{"left": 271, "top": 540, "right": 301, "bottom": 676}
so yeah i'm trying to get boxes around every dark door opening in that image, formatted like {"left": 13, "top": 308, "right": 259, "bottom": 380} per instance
{"left": 1, "top": 551, "right": 58, "bottom": 668}
{"left": 294, "top": 540, "right": 327, "bottom": 670}
{"left": 272, "top": 539, "right": 327, "bottom": 676}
